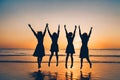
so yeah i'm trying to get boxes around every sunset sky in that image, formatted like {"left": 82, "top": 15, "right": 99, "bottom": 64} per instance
{"left": 0, "top": 0, "right": 120, "bottom": 49}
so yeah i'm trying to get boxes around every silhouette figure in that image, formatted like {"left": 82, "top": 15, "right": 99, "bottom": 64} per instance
{"left": 28, "top": 24, "right": 47, "bottom": 69}
{"left": 80, "top": 71, "right": 91, "bottom": 80}
{"left": 64, "top": 25, "right": 77, "bottom": 68}
{"left": 79, "top": 26, "right": 92, "bottom": 69}
{"left": 47, "top": 24, "right": 60, "bottom": 67}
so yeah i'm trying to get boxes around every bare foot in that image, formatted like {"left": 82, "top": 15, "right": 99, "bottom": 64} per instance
{"left": 90, "top": 64, "right": 92, "bottom": 68}
{"left": 70, "top": 64, "right": 73, "bottom": 68}
{"left": 48, "top": 63, "right": 50, "bottom": 67}
{"left": 65, "top": 64, "right": 68, "bottom": 69}
{"left": 80, "top": 65, "right": 83, "bottom": 69}
{"left": 56, "top": 63, "right": 58, "bottom": 67}
{"left": 38, "top": 65, "right": 41, "bottom": 69}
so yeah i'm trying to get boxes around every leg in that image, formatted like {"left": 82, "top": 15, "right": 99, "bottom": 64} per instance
{"left": 55, "top": 52, "right": 58, "bottom": 66}
{"left": 86, "top": 57, "right": 92, "bottom": 68}
{"left": 48, "top": 52, "right": 54, "bottom": 67}
{"left": 65, "top": 53, "right": 69, "bottom": 68}
{"left": 70, "top": 54, "right": 73, "bottom": 68}
{"left": 80, "top": 58, "right": 83, "bottom": 69}
{"left": 37, "top": 57, "right": 43, "bottom": 69}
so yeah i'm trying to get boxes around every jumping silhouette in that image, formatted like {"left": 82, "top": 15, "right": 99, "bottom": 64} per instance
{"left": 64, "top": 25, "right": 77, "bottom": 68}
{"left": 79, "top": 26, "right": 92, "bottom": 69}
{"left": 47, "top": 24, "right": 60, "bottom": 67}
{"left": 28, "top": 23, "right": 48, "bottom": 69}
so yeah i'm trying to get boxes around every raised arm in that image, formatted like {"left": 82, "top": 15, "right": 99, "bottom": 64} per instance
{"left": 57, "top": 24, "right": 60, "bottom": 36}
{"left": 64, "top": 25, "right": 68, "bottom": 35}
{"left": 28, "top": 24, "right": 37, "bottom": 38}
{"left": 73, "top": 25, "right": 77, "bottom": 38}
{"left": 47, "top": 24, "right": 52, "bottom": 37}
{"left": 43, "top": 23, "right": 48, "bottom": 37}
{"left": 78, "top": 25, "right": 82, "bottom": 38}
{"left": 88, "top": 27, "right": 93, "bottom": 38}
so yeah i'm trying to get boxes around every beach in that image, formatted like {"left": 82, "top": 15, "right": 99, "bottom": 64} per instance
{"left": 0, "top": 63, "right": 120, "bottom": 80}
{"left": 0, "top": 49, "right": 120, "bottom": 80}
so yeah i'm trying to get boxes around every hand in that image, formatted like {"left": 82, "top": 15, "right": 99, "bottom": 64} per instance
{"left": 64, "top": 25, "right": 66, "bottom": 28}
{"left": 91, "top": 27, "right": 93, "bottom": 29}
{"left": 28, "top": 24, "right": 31, "bottom": 27}
{"left": 75, "top": 25, "right": 77, "bottom": 29}
{"left": 78, "top": 25, "right": 80, "bottom": 29}
{"left": 46, "top": 23, "right": 48, "bottom": 27}
{"left": 58, "top": 24, "right": 60, "bottom": 27}
{"left": 58, "top": 24, "right": 60, "bottom": 29}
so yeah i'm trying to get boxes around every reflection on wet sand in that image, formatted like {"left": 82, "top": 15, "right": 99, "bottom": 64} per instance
{"left": 31, "top": 70, "right": 57, "bottom": 80}
{"left": 31, "top": 70, "right": 91, "bottom": 80}
{"left": 65, "top": 71, "right": 73, "bottom": 80}
{"left": 31, "top": 70, "right": 44, "bottom": 80}
{"left": 80, "top": 71, "right": 91, "bottom": 80}
{"left": 65, "top": 70, "right": 91, "bottom": 80}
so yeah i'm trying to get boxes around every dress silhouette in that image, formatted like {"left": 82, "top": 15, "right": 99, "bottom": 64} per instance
{"left": 47, "top": 24, "right": 60, "bottom": 67}
{"left": 28, "top": 24, "right": 47, "bottom": 69}
{"left": 64, "top": 25, "right": 77, "bottom": 68}
{"left": 79, "top": 26, "right": 92, "bottom": 69}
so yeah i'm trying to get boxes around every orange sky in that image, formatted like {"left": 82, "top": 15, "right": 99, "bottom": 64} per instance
{"left": 0, "top": 0, "right": 120, "bottom": 49}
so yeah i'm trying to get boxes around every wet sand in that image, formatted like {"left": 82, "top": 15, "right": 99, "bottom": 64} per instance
{"left": 0, "top": 62, "right": 120, "bottom": 80}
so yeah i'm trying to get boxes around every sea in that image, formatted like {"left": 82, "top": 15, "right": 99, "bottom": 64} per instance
{"left": 0, "top": 48, "right": 120, "bottom": 64}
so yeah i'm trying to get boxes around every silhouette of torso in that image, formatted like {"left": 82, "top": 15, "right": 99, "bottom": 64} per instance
{"left": 81, "top": 36, "right": 89, "bottom": 47}
{"left": 65, "top": 35, "right": 75, "bottom": 53}
{"left": 80, "top": 35, "right": 89, "bottom": 58}
{"left": 67, "top": 37, "right": 73, "bottom": 45}
{"left": 50, "top": 35, "right": 59, "bottom": 52}
{"left": 51, "top": 35, "right": 58, "bottom": 44}
{"left": 37, "top": 35, "right": 44, "bottom": 45}
{"left": 33, "top": 34, "right": 45, "bottom": 57}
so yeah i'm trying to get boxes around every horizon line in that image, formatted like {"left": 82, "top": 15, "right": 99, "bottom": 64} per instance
{"left": 0, "top": 48, "right": 120, "bottom": 50}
